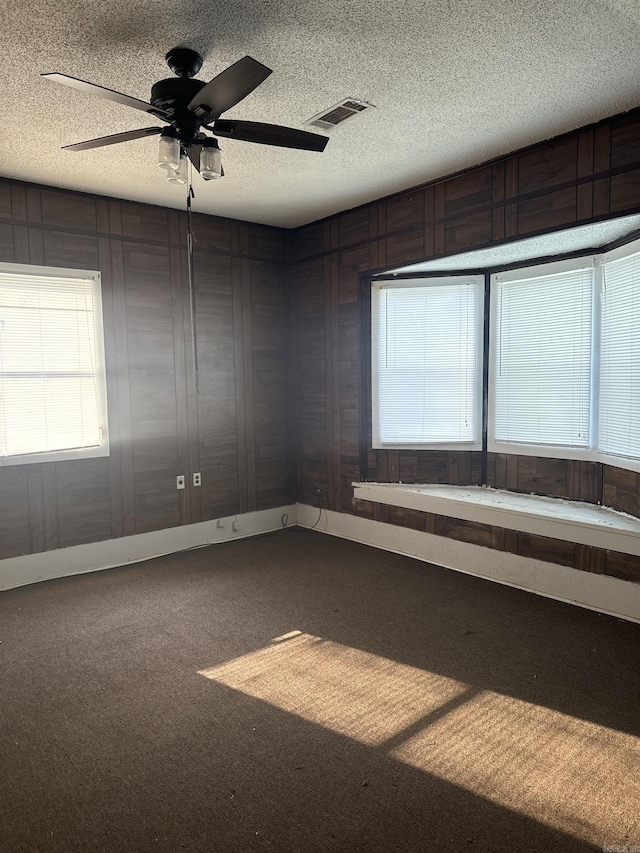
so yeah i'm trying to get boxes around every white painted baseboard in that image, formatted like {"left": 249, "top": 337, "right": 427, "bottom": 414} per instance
{"left": 0, "top": 505, "right": 297, "bottom": 592}
{"left": 3, "top": 499, "right": 638, "bottom": 624}
{"left": 296, "top": 503, "right": 640, "bottom": 623}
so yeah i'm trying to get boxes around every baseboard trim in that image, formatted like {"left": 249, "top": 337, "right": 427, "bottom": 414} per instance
{"left": 0, "top": 505, "right": 297, "bottom": 592}
{"left": 4, "top": 502, "right": 638, "bottom": 623}
{"left": 296, "top": 503, "right": 640, "bottom": 623}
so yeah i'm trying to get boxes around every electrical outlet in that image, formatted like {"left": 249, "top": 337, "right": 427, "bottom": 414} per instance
{"left": 193, "top": 472, "right": 201, "bottom": 487}
{"left": 176, "top": 475, "right": 185, "bottom": 490}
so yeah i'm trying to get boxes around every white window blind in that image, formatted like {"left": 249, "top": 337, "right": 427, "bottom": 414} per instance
{"left": 599, "top": 249, "right": 640, "bottom": 461}
{"left": 491, "top": 262, "right": 593, "bottom": 449}
{"left": 0, "top": 264, "right": 108, "bottom": 464}
{"left": 372, "top": 277, "right": 483, "bottom": 448}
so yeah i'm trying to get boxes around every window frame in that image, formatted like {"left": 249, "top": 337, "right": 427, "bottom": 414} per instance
{"left": 596, "top": 237, "right": 640, "bottom": 471}
{"left": 0, "top": 261, "right": 110, "bottom": 467}
{"left": 487, "top": 241, "right": 640, "bottom": 473}
{"left": 487, "top": 255, "right": 598, "bottom": 463}
{"left": 371, "top": 274, "right": 485, "bottom": 451}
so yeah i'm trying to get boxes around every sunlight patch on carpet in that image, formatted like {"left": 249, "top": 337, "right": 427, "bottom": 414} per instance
{"left": 199, "top": 632, "right": 467, "bottom": 746}
{"left": 198, "top": 631, "right": 640, "bottom": 846}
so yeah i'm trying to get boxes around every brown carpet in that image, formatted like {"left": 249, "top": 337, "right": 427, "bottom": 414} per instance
{"left": 0, "top": 528, "right": 638, "bottom": 853}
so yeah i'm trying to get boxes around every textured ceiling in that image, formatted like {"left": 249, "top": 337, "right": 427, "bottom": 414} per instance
{"left": 1, "top": 0, "right": 639, "bottom": 228}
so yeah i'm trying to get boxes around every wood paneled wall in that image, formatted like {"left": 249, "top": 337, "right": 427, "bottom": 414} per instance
{"left": 292, "top": 108, "right": 640, "bottom": 583}
{"left": 2, "top": 107, "right": 640, "bottom": 587}
{"left": 0, "top": 179, "right": 292, "bottom": 560}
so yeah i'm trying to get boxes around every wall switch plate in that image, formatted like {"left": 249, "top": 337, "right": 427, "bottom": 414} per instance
{"left": 176, "top": 475, "right": 185, "bottom": 490}
{"left": 193, "top": 472, "right": 201, "bottom": 487}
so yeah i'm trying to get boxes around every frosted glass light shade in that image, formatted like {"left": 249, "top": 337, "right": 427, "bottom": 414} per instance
{"left": 200, "top": 143, "right": 222, "bottom": 180}
{"left": 167, "top": 154, "right": 188, "bottom": 185}
{"left": 158, "top": 135, "right": 180, "bottom": 171}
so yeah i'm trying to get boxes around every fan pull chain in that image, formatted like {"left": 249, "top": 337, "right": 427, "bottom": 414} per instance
{"left": 187, "top": 179, "right": 200, "bottom": 397}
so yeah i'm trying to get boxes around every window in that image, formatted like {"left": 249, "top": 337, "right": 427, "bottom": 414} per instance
{"left": 0, "top": 263, "right": 109, "bottom": 466}
{"left": 372, "top": 234, "right": 640, "bottom": 472}
{"left": 489, "top": 239, "right": 640, "bottom": 471}
{"left": 598, "top": 243, "right": 640, "bottom": 461}
{"left": 490, "top": 259, "right": 594, "bottom": 451}
{"left": 372, "top": 276, "right": 484, "bottom": 449}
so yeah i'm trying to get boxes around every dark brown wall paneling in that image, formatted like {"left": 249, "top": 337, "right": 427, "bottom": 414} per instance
{"left": 382, "top": 500, "right": 633, "bottom": 582}
{"left": 605, "top": 551, "right": 640, "bottom": 583}
{"left": 230, "top": 225, "right": 253, "bottom": 514}
{"left": 324, "top": 221, "right": 340, "bottom": 513}
{"left": 292, "top": 107, "right": 640, "bottom": 581}
{"left": 0, "top": 467, "right": 30, "bottom": 558}
{"left": 0, "top": 183, "right": 13, "bottom": 220}
{"left": 445, "top": 169, "right": 492, "bottom": 217}
{"left": 603, "top": 466, "right": 640, "bottom": 518}
{"left": 444, "top": 169, "right": 493, "bottom": 253}
{"left": 386, "top": 505, "right": 427, "bottom": 531}
{"left": 193, "top": 242, "right": 239, "bottom": 520}
{"left": 485, "top": 455, "right": 640, "bottom": 517}
{"left": 97, "top": 235, "right": 124, "bottom": 540}
{"left": 293, "top": 221, "right": 323, "bottom": 262}
{"left": 338, "top": 238, "right": 368, "bottom": 514}
{"left": 296, "top": 255, "right": 328, "bottom": 507}
{"left": 250, "top": 254, "right": 291, "bottom": 510}
{"left": 55, "top": 459, "right": 111, "bottom": 548}
{"left": 41, "top": 188, "right": 97, "bottom": 232}
{"left": 337, "top": 207, "right": 371, "bottom": 248}
{"left": 611, "top": 114, "right": 640, "bottom": 169}
{"left": 518, "top": 187, "right": 578, "bottom": 234}
{"left": 517, "top": 136, "right": 577, "bottom": 196}
{"left": 0, "top": 223, "right": 13, "bottom": 261}
{"left": 577, "top": 129, "right": 595, "bottom": 219}
{"left": 123, "top": 236, "right": 181, "bottom": 535}
{"left": 0, "top": 178, "right": 291, "bottom": 561}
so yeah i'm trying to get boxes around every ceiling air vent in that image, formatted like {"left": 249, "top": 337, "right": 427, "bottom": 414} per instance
{"left": 306, "top": 98, "right": 375, "bottom": 129}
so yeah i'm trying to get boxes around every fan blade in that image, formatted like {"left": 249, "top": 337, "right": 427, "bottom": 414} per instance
{"left": 188, "top": 56, "right": 271, "bottom": 119}
{"left": 62, "top": 127, "right": 163, "bottom": 151}
{"left": 42, "top": 73, "right": 169, "bottom": 120}
{"left": 188, "top": 143, "right": 202, "bottom": 172}
{"left": 212, "top": 120, "right": 328, "bottom": 152}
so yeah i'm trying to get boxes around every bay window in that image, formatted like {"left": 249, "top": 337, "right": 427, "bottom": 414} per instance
{"left": 371, "top": 235, "right": 640, "bottom": 473}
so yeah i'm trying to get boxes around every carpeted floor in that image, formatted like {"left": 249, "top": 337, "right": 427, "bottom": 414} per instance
{"left": 1, "top": 528, "right": 638, "bottom": 852}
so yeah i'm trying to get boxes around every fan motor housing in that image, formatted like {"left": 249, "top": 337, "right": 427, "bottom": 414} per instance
{"left": 151, "top": 79, "right": 208, "bottom": 145}
{"left": 150, "top": 78, "right": 205, "bottom": 113}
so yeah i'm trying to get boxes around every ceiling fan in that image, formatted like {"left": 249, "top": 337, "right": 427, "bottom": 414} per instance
{"left": 42, "top": 47, "right": 329, "bottom": 182}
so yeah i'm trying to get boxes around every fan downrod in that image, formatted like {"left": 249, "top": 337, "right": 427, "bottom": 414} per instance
{"left": 165, "top": 47, "right": 203, "bottom": 78}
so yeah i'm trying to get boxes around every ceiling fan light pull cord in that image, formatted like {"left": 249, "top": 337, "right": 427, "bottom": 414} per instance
{"left": 186, "top": 175, "right": 200, "bottom": 398}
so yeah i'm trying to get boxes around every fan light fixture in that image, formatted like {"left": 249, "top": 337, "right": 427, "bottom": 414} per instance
{"left": 158, "top": 130, "right": 180, "bottom": 172}
{"left": 166, "top": 152, "right": 188, "bottom": 184}
{"left": 200, "top": 139, "right": 222, "bottom": 180}
{"left": 41, "top": 47, "right": 330, "bottom": 174}
{"left": 42, "top": 47, "right": 329, "bottom": 185}
{"left": 41, "top": 47, "right": 329, "bottom": 407}
{"left": 158, "top": 133, "right": 223, "bottom": 181}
